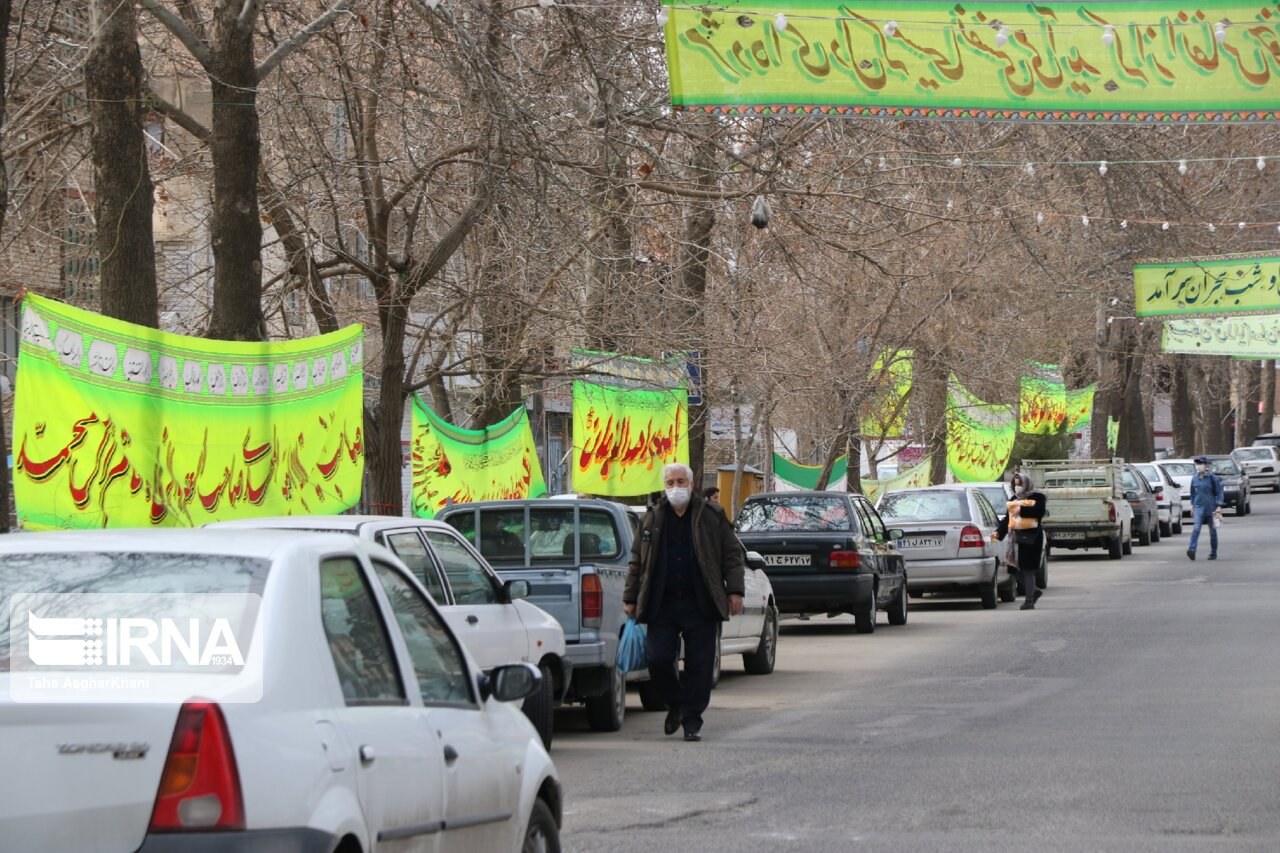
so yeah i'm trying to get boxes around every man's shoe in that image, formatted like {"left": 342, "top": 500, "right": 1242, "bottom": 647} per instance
{"left": 664, "top": 708, "right": 681, "bottom": 736}
{"left": 683, "top": 729, "right": 701, "bottom": 742}
{"left": 1020, "top": 602, "right": 1035, "bottom": 610}
{"left": 1186, "top": 548, "right": 1196, "bottom": 561}
{"left": 1209, "top": 553, "right": 1218, "bottom": 560}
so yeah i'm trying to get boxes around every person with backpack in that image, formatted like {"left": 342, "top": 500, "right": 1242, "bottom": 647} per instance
{"left": 1187, "top": 455, "right": 1225, "bottom": 561}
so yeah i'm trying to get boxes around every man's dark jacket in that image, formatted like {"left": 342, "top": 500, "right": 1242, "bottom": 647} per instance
{"left": 624, "top": 493, "right": 746, "bottom": 623}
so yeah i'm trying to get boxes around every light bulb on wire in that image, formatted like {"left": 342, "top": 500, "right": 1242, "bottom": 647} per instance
{"left": 1239, "top": 222, "right": 1247, "bottom": 230}
{"left": 1214, "top": 22, "right": 1228, "bottom": 44}
{"left": 1162, "top": 222, "right": 1170, "bottom": 231}
{"left": 995, "top": 25, "right": 1009, "bottom": 47}
{"left": 1178, "top": 159, "right": 1188, "bottom": 175}
{"left": 774, "top": 13, "right": 787, "bottom": 31}
{"left": 1036, "top": 212, "right": 1045, "bottom": 225}
{"left": 1024, "top": 162, "right": 1035, "bottom": 176}
{"left": 1081, "top": 215, "right": 1090, "bottom": 227}
{"left": 1101, "top": 25, "right": 1115, "bottom": 47}
{"left": 1207, "top": 223, "right": 1217, "bottom": 232}
{"left": 1258, "top": 157, "right": 1267, "bottom": 171}
{"left": 656, "top": 6, "right": 668, "bottom": 26}
{"left": 1121, "top": 220, "right": 1129, "bottom": 229}
{"left": 1098, "top": 160, "right": 1108, "bottom": 176}
{"left": 537, "top": 0, "right": 555, "bottom": 7}
{"left": 884, "top": 20, "right": 898, "bottom": 38}
{"left": 951, "top": 156, "right": 963, "bottom": 167}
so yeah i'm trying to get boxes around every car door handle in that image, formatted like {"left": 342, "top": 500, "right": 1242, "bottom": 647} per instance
{"left": 443, "top": 745, "right": 459, "bottom": 764}
{"left": 359, "top": 744, "right": 376, "bottom": 765}
{"left": 466, "top": 615, "right": 479, "bottom": 625}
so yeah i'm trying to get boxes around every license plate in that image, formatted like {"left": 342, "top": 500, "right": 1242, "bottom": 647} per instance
{"left": 899, "top": 537, "right": 943, "bottom": 549}
{"left": 764, "top": 554, "right": 810, "bottom": 567}
{"left": 1053, "top": 532, "right": 1087, "bottom": 540}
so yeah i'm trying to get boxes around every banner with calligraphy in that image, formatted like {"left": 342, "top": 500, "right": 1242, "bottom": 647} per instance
{"left": 572, "top": 380, "right": 688, "bottom": 496}
{"left": 410, "top": 400, "right": 547, "bottom": 517}
{"left": 861, "top": 461, "right": 933, "bottom": 501}
{"left": 1064, "top": 383, "right": 1097, "bottom": 433}
{"left": 947, "top": 377, "right": 1017, "bottom": 481}
{"left": 1162, "top": 313, "right": 1280, "bottom": 355}
{"left": 1135, "top": 251, "right": 1280, "bottom": 318}
{"left": 1019, "top": 362, "right": 1067, "bottom": 434}
{"left": 14, "top": 294, "right": 364, "bottom": 529}
{"left": 861, "top": 349, "right": 912, "bottom": 438}
{"left": 772, "top": 452, "right": 848, "bottom": 490}
{"left": 663, "top": 1, "right": 1280, "bottom": 123}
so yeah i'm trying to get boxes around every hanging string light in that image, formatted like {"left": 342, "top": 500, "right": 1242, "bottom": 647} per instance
{"left": 1178, "top": 159, "right": 1189, "bottom": 175}
{"left": 774, "top": 12, "right": 787, "bottom": 31}
{"left": 884, "top": 20, "right": 898, "bottom": 37}
{"left": 1024, "top": 162, "right": 1035, "bottom": 177}
{"left": 1259, "top": 157, "right": 1267, "bottom": 171}
{"left": 994, "top": 25, "right": 1009, "bottom": 47}
{"left": 1101, "top": 24, "right": 1116, "bottom": 47}
{"left": 1098, "top": 160, "right": 1108, "bottom": 176}
{"left": 1214, "top": 21, "right": 1228, "bottom": 44}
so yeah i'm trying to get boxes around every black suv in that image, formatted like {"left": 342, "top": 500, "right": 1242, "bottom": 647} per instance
{"left": 734, "top": 491, "right": 908, "bottom": 634}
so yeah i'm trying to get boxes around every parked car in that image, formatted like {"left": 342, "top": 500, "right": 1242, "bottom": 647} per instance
{"left": 1119, "top": 464, "right": 1162, "bottom": 546}
{"left": 966, "top": 480, "right": 1046, "bottom": 591}
{"left": 1251, "top": 433, "right": 1280, "bottom": 449}
{"left": 1134, "top": 462, "right": 1185, "bottom": 536}
{"left": 209, "top": 515, "right": 570, "bottom": 748}
{"left": 874, "top": 485, "right": 1017, "bottom": 609}
{"left": 1232, "top": 445, "right": 1280, "bottom": 493}
{"left": 437, "top": 497, "right": 780, "bottom": 729}
{"left": 1021, "top": 459, "right": 1134, "bottom": 560}
{"left": 734, "top": 490, "right": 907, "bottom": 634}
{"left": 1205, "top": 454, "right": 1252, "bottom": 516}
{"left": 1157, "top": 459, "right": 1197, "bottom": 516}
{"left": 0, "top": 529, "right": 562, "bottom": 852}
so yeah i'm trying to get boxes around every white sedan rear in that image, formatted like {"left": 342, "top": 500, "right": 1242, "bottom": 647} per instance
{"left": 0, "top": 529, "right": 561, "bottom": 853}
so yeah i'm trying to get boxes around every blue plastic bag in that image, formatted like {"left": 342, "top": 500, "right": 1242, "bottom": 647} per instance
{"left": 616, "top": 619, "right": 648, "bottom": 674}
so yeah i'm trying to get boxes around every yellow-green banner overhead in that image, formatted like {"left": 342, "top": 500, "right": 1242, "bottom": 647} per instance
{"left": 862, "top": 461, "right": 933, "bottom": 501}
{"left": 947, "top": 376, "right": 1017, "bottom": 481}
{"left": 1162, "top": 312, "right": 1280, "bottom": 355}
{"left": 664, "top": 1, "right": 1280, "bottom": 122}
{"left": 410, "top": 400, "right": 547, "bottom": 517}
{"left": 14, "top": 294, "right": 364, "bottom": 529}
{"left": 1135, "top": 251, "right": 1280, "bottom": 318}
{"left": 1019, "top": 362, "right": 1067, "bottom": 435}
{"left": 861, "top": 349, "right": 912, "bottom": 438}
{"left": 572, "top": 381, "right": 689, "bottom": 496}
{"left": 1064, "top": 384, "right": 1097, "bottom": 433}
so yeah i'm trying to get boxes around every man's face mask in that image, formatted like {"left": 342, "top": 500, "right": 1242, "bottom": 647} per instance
{"left": 1196, "top": 463, "right": 1207, "bottom": 473}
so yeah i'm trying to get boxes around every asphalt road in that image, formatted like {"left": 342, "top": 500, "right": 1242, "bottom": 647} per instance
{"left": 549, "top": 494, "right": 1280, "bottom": 852}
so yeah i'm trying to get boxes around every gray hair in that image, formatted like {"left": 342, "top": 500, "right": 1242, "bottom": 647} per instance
{"left": 662, "top": 462, "right": 694, "bottom": 483}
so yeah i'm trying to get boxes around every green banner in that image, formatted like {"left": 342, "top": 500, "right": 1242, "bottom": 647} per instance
{"left": 947, "top": 377, "right": 1016, "bottom": 481}
{"left": 861, "top": 349, "right": 912, "bottom": 438}
{"left": 572, "top": 380, "right": 688, "bottom": 496}
{"left": 772, "top": 452, "right": 848, "bottom": 490}
{"left": 1162, "top": 313, "right": 1280, "bottom": 355}
{"left": 14, "top": 294, "right": 364, "bottom": 529}
{"left": 862, "top": 461, "right": 932, "bottom": 501}
{"left": 664, "top": 1, "right": 1280, "bottom": 122}
{"left": 1135, "top": 251, "right": 1280, "bottom": 318}
{"left": 1019, "top": 362, "right": 1067, "bottom": 435}
{"left": 1064, "top": 384, "right": 1097, "bottom": 433}
{"left": 409, "top": 400, "right": 546, "bottom": 517}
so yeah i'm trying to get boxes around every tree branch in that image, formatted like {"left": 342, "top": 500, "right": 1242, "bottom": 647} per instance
{"left": 139, "top": 0, "right": 212, "bottom": 68}
{"left": 256, "top": 0, "right": 355, "bottom": 81}
{"left": 146, "top": 87, "right": 209, "bottom": 140}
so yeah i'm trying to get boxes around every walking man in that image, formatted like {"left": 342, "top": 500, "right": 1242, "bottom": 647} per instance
{"left": 1187, "top": 455, "right": 1224, "bottom": 561}
{"left": 624, "top": 463, "right": 745, "bottom": 741}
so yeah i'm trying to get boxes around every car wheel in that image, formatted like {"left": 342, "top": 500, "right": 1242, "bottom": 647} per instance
{"left": 585, "top": 666, "right": 625, "bottom": 732}
{"left": 1122, "top": 529, "right": 1133, "bottom": 555}
{"left": 1109, "top": 535, "right": 1123, "bottom": 560}
{"left": 887, "top": 579, "right": 908, "bottom": 626}
{"left": 853, "top": 590, "right": 877, "bottom": 634}
{"left": 522, "top": 798, "right": 561, "bottom": 853}
{"left": 521, "top": 663, "right": 556, "bottom": 749}
{"left": 999, "top": 570, "right": 1018, "bottom": 603}
{"left": 1151, "top": 522, "right": 1161, "bottom": 543}
{"left": 1236, "top": 500, "right": 1247, "bottom": 517}
{"left": 743, "top": 607, "right": 779, "bottom": 674}
{"left": 1159, "top": 520, "right": 1172, "bottom": 537}
{"left": 637, "top": 678, "right": 666, "bottom": 712}
{"left": 1174, "top": 516, "right": 1184, "bottom": 534}
{"left": 1138, "top": 522, "right": 1152, "bottom": 546}
{"left": 979, "top": 570, "right": 998, "bottom": 610}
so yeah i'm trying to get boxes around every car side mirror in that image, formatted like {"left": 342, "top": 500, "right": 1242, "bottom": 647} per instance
{"left": 503, "top": 579, "right": 530, "bottom": 602}
{"left": 482, "top": 662, "right": 541, "bottom": 703}
{"left": 887, "top": 527, "right": 905, "bottom": 540}
{"left": 1123, "top": 490, "right": 1138, "bottom": 501}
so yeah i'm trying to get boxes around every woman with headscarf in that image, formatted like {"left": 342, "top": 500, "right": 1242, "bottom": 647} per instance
{"left": 995, "top": 472, "right": 1048, "bottom": 610}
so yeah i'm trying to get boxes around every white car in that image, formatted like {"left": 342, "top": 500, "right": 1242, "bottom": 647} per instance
{"left": 1134, "top": 462, "right": 1185, "bottom": 536}
{"left": 1156, "top": 459, "right": 1197, "bottom": 517}
{"left": 0, "top": 529, "right": 561, "bottom": 852}
{"left": 209, "top": 516, "right": 569, "bottom": 749}
{"left": 1232, "top": 446, "right": 1280, "bottom": 492}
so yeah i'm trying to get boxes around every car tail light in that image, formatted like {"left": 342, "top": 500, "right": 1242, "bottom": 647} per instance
{"left": 959, "top": 525, "right": 984, "bottom": 548}
{"left": 582, "top": 574, "right": 602, "bottom": 628}
{"left": 828, "top": 550, "right": 861, "bottom": 569}
{"left": 150, "top": 701, "right": 244, "bottom": 832}
{"left": 1108, "top": 502, "right": 1117, "bottom": 523}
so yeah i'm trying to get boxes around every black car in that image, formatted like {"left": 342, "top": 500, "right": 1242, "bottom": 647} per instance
{"left": 733, "top": 491, "right": 908, "bottom": 634}
{"left": 1119, "top": 464, "right": 1161, "bottom": 546}
{"left": 1205, "top": 455, "right": 1252, "bottom": 516}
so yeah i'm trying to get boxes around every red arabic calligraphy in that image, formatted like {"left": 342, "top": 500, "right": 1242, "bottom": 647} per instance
{"left": 578, "top": 403, "right": 684, "bottom": 481}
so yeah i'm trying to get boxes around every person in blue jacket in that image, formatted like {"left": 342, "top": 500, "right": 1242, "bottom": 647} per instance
{"left": 1187, "top": 455, "right": 1224, "bottom": 561}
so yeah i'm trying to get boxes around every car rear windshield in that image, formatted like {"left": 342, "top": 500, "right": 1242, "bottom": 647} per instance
{"left": 0, "top": 552, "right": 270, "bottom": 671}
{"left": 1162, "top": 462, "right": 1194, "bottom": 476}
{"left": 877, "top": 490, "right": 971, "bottom": 523}
{"left": 1210, "top": 459, "right": 1241, "bottom": 476}
{"left": 1234, "top": 448, "right": 1273, "bottom": 461}
{"left": 736, "top": 496, "right": 853, "bottom": 532}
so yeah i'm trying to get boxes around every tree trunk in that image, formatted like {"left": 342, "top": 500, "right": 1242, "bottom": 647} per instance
{"left": 584, "top": 89, "right": 634, "bottom": 353}
{"left": 916, "top": 352, "right": 949, "bottom": 484}
{"left": 1170, "top": 357, "right": 1196, "bottom": 457}
{"left": 205, "top": 3, "right": 264, "bottom": 341}
{"left": 1116, "top": 330, "right": 1152, "bottom": 463}
{"left": 1202, "top": 361, "right": 1233, "bottom": 453}
{"left": 676, "top": 118, "right": 717, "bottom": 483}
{"left": 87, "top": 0, "right": 157, "bottom": 327}
{"left": 1241, "top": 360, "right": 1262, "bottom": 444}
{"left": 0, "top": 0, "right": 12, "bottom": 532}
{"left": 365, "top": 304, "right": 409, "bottom": 515}
{"left": 1261, "top": 359, "right": 1276, "bottom": 437}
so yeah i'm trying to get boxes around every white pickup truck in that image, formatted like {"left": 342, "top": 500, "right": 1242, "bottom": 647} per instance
{"left": 1021, "top": 459, "right": 1135, "bottom": 560}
